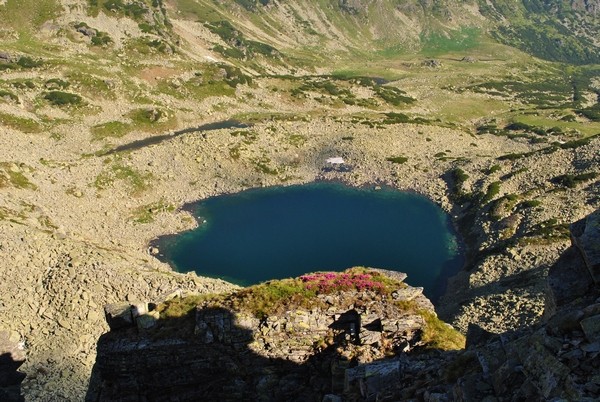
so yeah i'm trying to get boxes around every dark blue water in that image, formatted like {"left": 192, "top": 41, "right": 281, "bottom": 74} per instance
{"left": 154, "top": 183, "right": 462, "bottom": 301}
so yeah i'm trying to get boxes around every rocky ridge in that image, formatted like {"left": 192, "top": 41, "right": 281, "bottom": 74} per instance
{"left": 86, "top": 268, "right": 462, "bottom": 401}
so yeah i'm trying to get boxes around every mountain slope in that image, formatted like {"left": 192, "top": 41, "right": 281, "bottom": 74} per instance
{"left": 166, "top": 0, "right": 600, "bottom": 66}
{"left": 480, "top": 0, "right": 600, "bottom": 64}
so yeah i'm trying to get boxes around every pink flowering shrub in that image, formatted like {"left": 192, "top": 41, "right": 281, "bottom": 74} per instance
{"left": 300, "top": 272, "right": 384, "bottom": 293}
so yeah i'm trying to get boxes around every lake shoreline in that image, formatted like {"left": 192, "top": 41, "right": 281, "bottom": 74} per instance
{"left": 149, "top": 182, "right": 465, "bottom": 302}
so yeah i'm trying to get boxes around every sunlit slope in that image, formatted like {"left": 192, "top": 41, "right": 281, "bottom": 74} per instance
{"left": 168, "top": 0, "right": 600, "bottom": 66}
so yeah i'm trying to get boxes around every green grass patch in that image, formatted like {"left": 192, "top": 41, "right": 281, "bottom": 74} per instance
{"left": 228, "top": 267, "right": 406, "bottom": 319}
{"left": 488, "top": 164, "right": 501, "bottom": 174}
{"left": 481, "top": 181, "right": 501, "bottom": 203}
{"left": 419, "top": 310, "right": 466, "bottom": 350}
{"left": 518, "top": 199, "right": 541, "bottom": 209}
{"left": 94, "top": 161, "right": 154, "bottom": 195}
{"left": 252, "top": 156, "right": 278, "bottom": 175}
{"left": 67, "top": 72, "right": 115, "bottom": 99}
{"left": 373, "top": 85, "right": 414, "bottom": 106}
{"left": 45, "top": 78, "right": 69, "bottom": 89}
{"left": 91, "top": 121, "right": 132, "bottom": 140}
{"left": 0, "top": 90, "right": 18, "bottom": 102}
{"left": 0, "top": 56, "right": 44, "bottom": 71}
{"left": 449, "top": 167, "right": 473, "bottom": 202}
{"left": 91, "top": 31, "right": 113, "bottom": 46}
{"left": 130, "top": 199, "right": 175, "bottom": 223}
{"left": 231, "top": 130, "right": 258, "bottom": 143}
{"left": 230, "top": 278, "right": 317, "bottom": 319}
{"left": 386, "top": 156, "right": 408, "bottom": 164}
{"left": 157, "top": 293, "right": 221, "bottom": 319}
{"left": 420, "top": 27, "right": 480, "bottom": 56}
{"left": 125, "top": 107, "right": 176, "bottom": 132}
{"left": 205, "top": 20, "right": 280, "bottom": 60}
{"left": 10, "top": 80, "right": 36, "bottom": 90}
{"left": 0, "top": 112, "right": 43, "bottom": 133}
{"left": 452, "top": 167, "right": 469, "bottom": 187}
{"left": 491, "top": 16, "right": 600, "bottom": 65}
{"left": 286, "top": 134, "right": 306, "bottom": 147}
{"left": 520, "top": 218, "right": 570, "bottom": 244}
{"left": 552, "top": 172, "right": 598, "bottom": 188}
{"left": 0, "top": 162, "right": 37, "bottom": 190}
{"left": 0, "top": 0, "right": 61, "bottom": 32}
{"left": 558, "top": 134, "right": 599, "bottom": 148}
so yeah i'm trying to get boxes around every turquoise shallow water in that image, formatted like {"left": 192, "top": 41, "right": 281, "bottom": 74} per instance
{"left": 154, "top": 183, "right": 462, "bottom": 301}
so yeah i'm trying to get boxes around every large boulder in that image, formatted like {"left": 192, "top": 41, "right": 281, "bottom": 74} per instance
{"left": 103, "top": 303, "right": 134, "bottom": 330}
{"left": 571, "top": 210, "right": 600, "bottom": 283}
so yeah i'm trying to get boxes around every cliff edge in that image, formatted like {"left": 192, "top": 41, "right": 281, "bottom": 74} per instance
{"left": 85, "top": 268, "right": 463, "bottom": 401}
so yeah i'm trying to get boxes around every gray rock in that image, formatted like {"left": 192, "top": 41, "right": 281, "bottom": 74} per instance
{"left": 0, "top": 52, "right": 14, "bottom": 63}
{"left": 76, "top": 26, "right": 97, "bottom": 37}
{"left": 571, "top": 210, "right": 600, "bottom": 283}
{"left": 581, "top": 342, "right": 600, "bottom": 353}
{"left": 545, "top": 247, "right": 592, "bottom": 315}
{"left": 583, "top": 303, "right": 600, "bottom": 317}
{"left": 422, "top": 59, "right": 442, "bottom": 68}
{"left": 580, "top": 314, "right": 600, "bottom": 342}
{"left": 345, "top": 360, "right": 400, "bottom": 398}
{"left": 131, "top": 303, "right": 148, "bottom": 318}
{"left": 359, "top": 329, "right": 381, "bottom": 346}
{"left": 0, "top": 330, "right": 25, "bottom": 402}
{"left": 466, "top": 323, "right": 495, "bottom": 348}
{"left": 136, "top": 311, "right": 159, "bottom": 330}
{"left": 392, "top": 286, "right": 423, "bottom": 301}
{"left": 511, "top": 335, "right": 572, "bottom": 398}
{"left": 547, "top": 310, "right": 583, "bottom": 335}
{"left": 104, "top": 303, "right": 134, "bottom": 330}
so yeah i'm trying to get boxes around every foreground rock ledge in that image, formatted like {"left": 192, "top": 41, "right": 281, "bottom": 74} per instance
{"left": 86, "top": 268, "right": 464, "bottom": 401}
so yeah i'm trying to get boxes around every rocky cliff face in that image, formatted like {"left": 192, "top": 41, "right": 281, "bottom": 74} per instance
{"left": 86, "top": 268, "right": 463, "bottom": 401}
{"left": 449, "top": 209, "right": 600, "bottom": 401}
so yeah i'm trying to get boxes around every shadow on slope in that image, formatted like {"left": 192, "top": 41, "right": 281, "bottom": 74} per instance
{"left": 85, "top": 306, "right": 362, "bottom": 401}
{"left": 0, "top": 331, "right": 25, "bottom": 402}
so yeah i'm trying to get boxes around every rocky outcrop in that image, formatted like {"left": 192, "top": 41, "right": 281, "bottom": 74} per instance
{"left": 572, "top": 210, "right": 600, "bottom": 284}
{"left": 451, "top": 209, "right": 600, "bottom": 401}
{"left": 571, "top": 0, "right": 600, "bottom": 15}
{"left": 86, "top": 269, "right": 458, "bottom": 401}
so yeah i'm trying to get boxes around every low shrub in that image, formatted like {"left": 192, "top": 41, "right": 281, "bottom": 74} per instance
{"left": 0, "top": 90, "right": 18, "bottom": 102}
{"left": 552, "top": 172, "right": 598, "bottom": 188}
{"left": 300, "top": 272, "right": 385, "bottom": 293}
{"left": 386, "top": 156, "right": 408, "bottom": 164}
{"left": 44, "top": 91, "right": 83, "bottom": 106}
{"left": 481, "top": 181, "right": 501, "bottom": 203}
{"left": 16, "top": 56, "right": 42, "bottom": 68}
